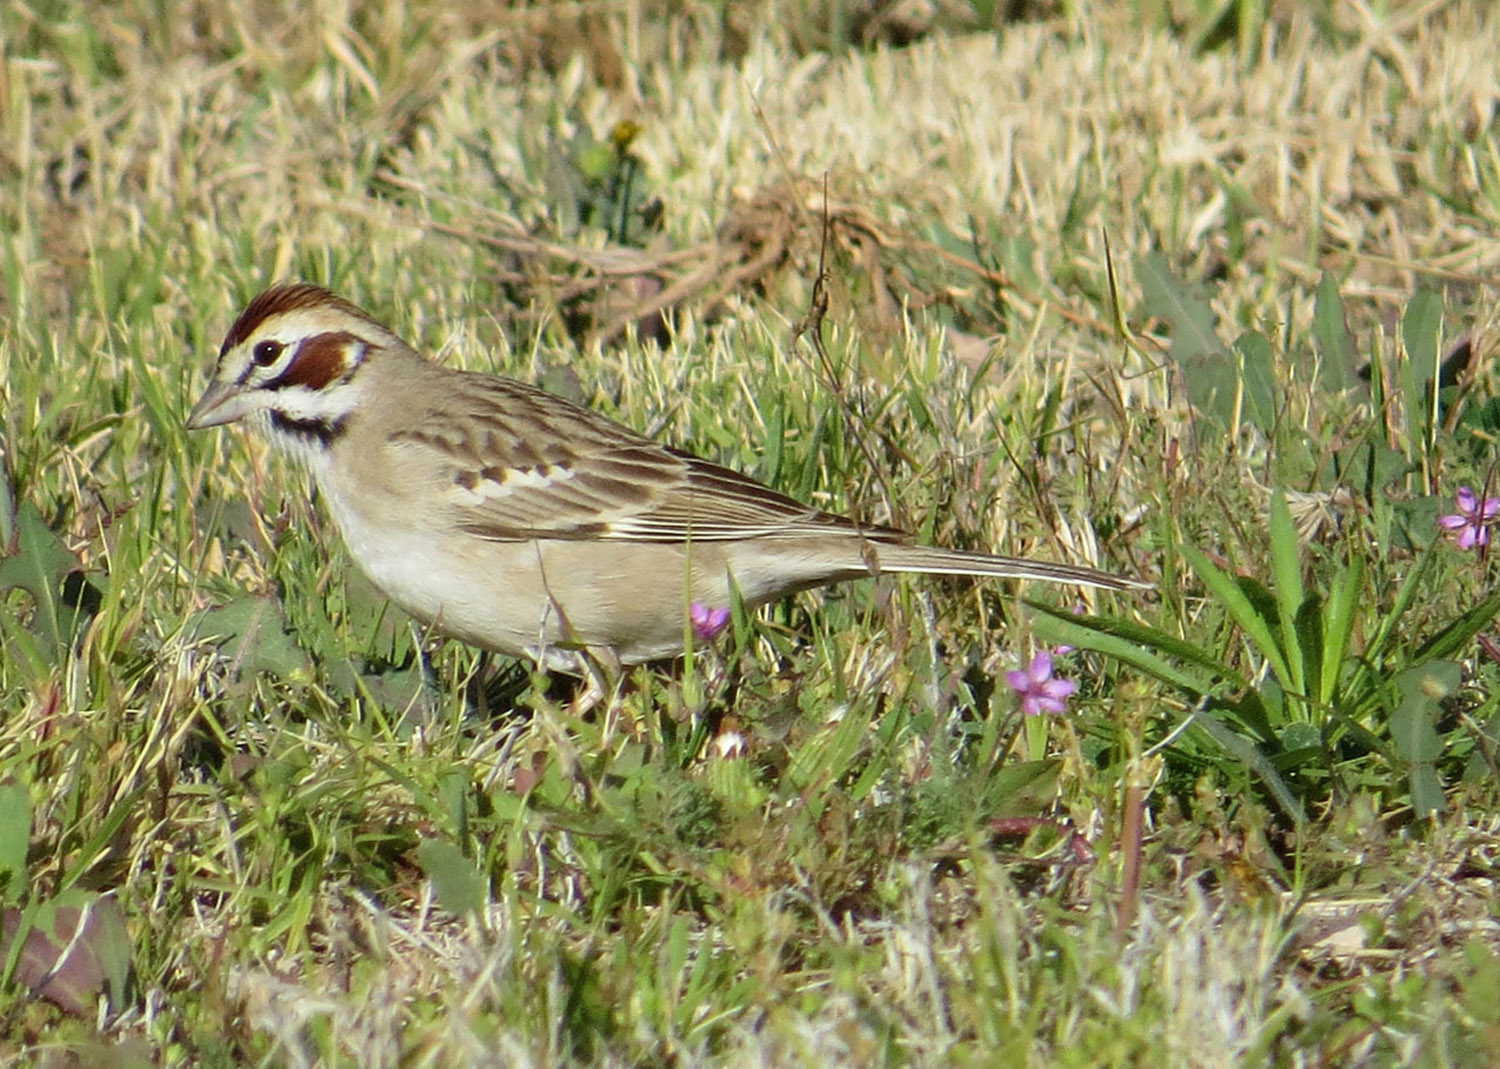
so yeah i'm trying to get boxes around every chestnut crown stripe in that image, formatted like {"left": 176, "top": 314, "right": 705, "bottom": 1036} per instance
{"left": 219, "top": 283, "right": 383, "bottom": 356}
{"left": 268, "top": 331, "right": 362, "bottom": 391}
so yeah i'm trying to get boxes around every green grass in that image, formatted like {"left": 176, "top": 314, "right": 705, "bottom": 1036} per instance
{"left": 4, "top": 0, "right": 1500, "bottom": 1064}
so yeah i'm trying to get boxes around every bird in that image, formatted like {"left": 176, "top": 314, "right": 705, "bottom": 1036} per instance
{"left": 187, "top": 284, "right": 1147, "bottom": 675}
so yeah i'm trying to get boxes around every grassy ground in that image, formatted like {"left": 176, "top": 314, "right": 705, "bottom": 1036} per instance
{"left": 4, "top": 0, "right": 1500, "bottom": 1064}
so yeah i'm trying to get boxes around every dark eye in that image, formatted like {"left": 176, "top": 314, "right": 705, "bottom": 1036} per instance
{"left": 252, "top": 340, "right": 283, "bottom": 366}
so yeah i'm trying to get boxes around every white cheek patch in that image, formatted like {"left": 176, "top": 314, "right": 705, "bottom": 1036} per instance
{"left": 268, "top": 381, "right": 358, "bottom": 422}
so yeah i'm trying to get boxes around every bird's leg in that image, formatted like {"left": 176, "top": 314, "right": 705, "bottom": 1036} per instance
{"left": 575, "top": 644, "right": 628, "bottom": 742}
{"left": 463, "top": 648, "right": 492, "bottom": 720}
{"left": 398, "top": 621, "right": 443, "bottom": 733}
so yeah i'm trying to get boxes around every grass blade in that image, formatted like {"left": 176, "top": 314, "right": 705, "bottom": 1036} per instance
{"left": 1268, "top": 490, "right": 1307, "bottom": 698}
{"left": 1180, "top": 543, "right": 1292, "bottom": 687}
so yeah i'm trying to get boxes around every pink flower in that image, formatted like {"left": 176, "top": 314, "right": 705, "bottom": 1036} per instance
{"left": 1439, "top": 486, "right": 1500, "bottom": 550}
{"left": 1005, "top": 651, "right": 1078, "bottom": 717}
{"left": 689, "top": 602, "right": 730, "bottom": 642}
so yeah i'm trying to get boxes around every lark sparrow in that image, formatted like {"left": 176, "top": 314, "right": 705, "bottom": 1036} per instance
{"left": 188, "top": 284, "right": 1146, "bottom": 673}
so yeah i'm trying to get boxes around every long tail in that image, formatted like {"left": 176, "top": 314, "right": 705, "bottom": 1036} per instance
{"left": 872, "top": 542, "right": 1149, "bottom": 591}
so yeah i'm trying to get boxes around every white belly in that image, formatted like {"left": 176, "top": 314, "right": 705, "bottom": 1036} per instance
{"left": 317, "top": 480, "right": 714, "bottom": 667}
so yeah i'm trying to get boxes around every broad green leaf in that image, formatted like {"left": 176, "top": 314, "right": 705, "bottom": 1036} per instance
{"left": 1457, "top": 394, "right": 1500, "bottom": 441}
{"left": 1257, "top": 676, "right": 1287, "bottom": 731}
{"left": 0, "top": 782, "right": 29, "bottom": 900}
{"left": 416, "top": 838, "right": 488, "bottom": 919}
{"left": 1223, "top": 688, "right": 1279, "bottom": 744}
{"left": 1293, "top": 593, "right": 1324, "bottom": 717}
{"left": 1402, "top": 289, "right": 1444, "bottom": 390}
{"left": 1407, "top": 766, "right": 1445, "bottom": 821}
{"left": 194, "top": 595, "right": 311, "bottom": 682}
{"left": 2, "top": 891, "right": 132, "bottom": 1016}
{"left": 0, "top": 502, "right": 79, "bottom": 654}
{"left": 1138, "top": 252, "right": 1235, "bottom": 427}
{"left": 1277, "top": 722, "right": 1322, "bottom": 754}
{"left": 345, "top": 664, "right": 431, "bottom": 725}
{"left": 1390, "top": 662, "right": 1458, "bottom": 765}
{"left": 984, "top": 759, "right": 1062, "bottom": 817}
{"left": 1402, "top": 290, "right": 1444, "bottom": 374}
{"left": 0, "top": 610, "right": 50, "bottom": 680}
{"left": 1233, "top": 331, "right": 1278, "bottom": 433}
{"left": 440, "top": 770, "right": 470, "bottom": 844}
{"left": 1402, "top": 289, "right": 1444, "bottom": 457}
{"left": 1320, "top": 556, "right": 1364, "bottom": 706}
{"left": 1336, "top": 441, "right": 1410, "bottom": 501}
{"left": 1389, "top": 660, "right": 1459, "bottom": 819}
{"left": 1312, "top": 271, "right": 1356, "bottom": 390}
